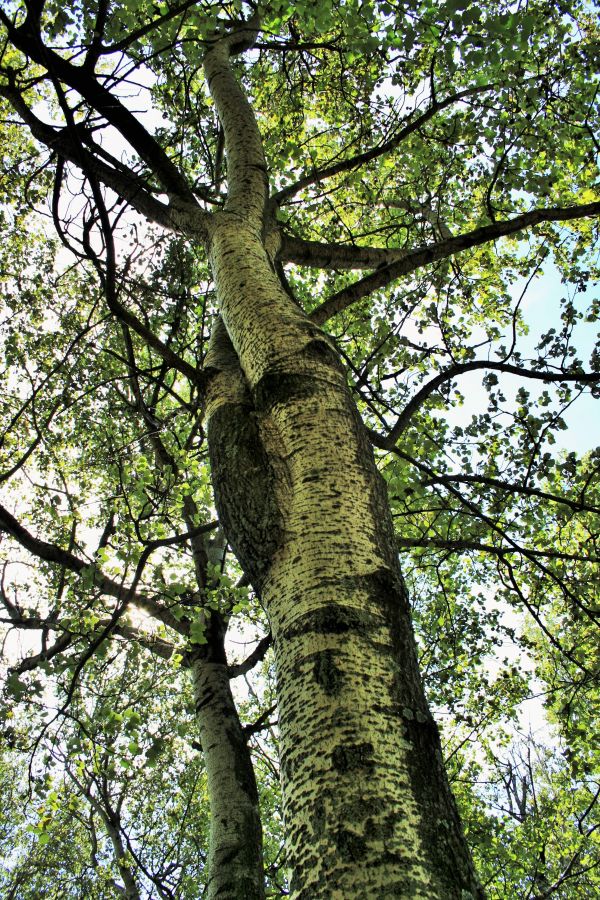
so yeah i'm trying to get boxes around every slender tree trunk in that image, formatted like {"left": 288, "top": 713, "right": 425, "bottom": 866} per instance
{"left": 202, "top": 22, "right": 484, "bottom": 899}
{"left": 122, "top": 342, "right": 265, "bottom": 898}
{"left": 190, "top": 614, "right": 265, "bottom": 900}
{"left": 101, "top": 807, "right": 141, "bottom": 900}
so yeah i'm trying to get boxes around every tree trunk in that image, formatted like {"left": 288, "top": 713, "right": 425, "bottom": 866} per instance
{"left": 206, "top": 221, "right": 483, "bottom": 898}
{"left": 202, "top": 23, "right": 484, "bottom": 899}
{"left": 190, "top": 613, "right": 265, "bottom": 900}
{"left": 101, "top": 807, "right": 142, "bottom": 900}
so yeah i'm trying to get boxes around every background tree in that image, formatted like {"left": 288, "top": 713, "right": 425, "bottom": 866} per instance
{"left": 0, "top": 0, "right": 599, "bottom": 897}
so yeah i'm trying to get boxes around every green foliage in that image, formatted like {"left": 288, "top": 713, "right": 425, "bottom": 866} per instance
{"left": 0, "top": 0, "right": 598, "bottom": 895}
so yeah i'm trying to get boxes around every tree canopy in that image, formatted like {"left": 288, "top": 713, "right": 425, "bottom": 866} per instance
{"left": 0, "top": 0, "right": 599, "bottom": 897}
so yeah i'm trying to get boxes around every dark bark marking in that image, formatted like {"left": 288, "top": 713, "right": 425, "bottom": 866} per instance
{"left": 208, "top": 401, "right": 284, "bottom": 589}
{"left": 253, "top": 339, "right": 342, "bottom": 412}
{"left": 331, "top": 742, "right": 374, "bottom": 774}
{"left": 280, "top": 603, "right": 373, "bottom": 641}
{"left": 312, "top": 649, "right": 343, "bottom": 695}
{"left": 254, "top": 371, "right": 320, "bottom": 412}
{"left": 312, "top": 793, "right": 327, "bottom": 835}
{"left": 333, "top": 827, "right": 367, "bottom": 861}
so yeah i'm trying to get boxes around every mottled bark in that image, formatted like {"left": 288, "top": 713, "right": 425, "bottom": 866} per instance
{"left": 205, "top": 317, "right": 284, "bottom": 589}
{"left": 190, "top": 613, "right": 264, "bottom": 900}
{"left": 201, "top": 21, "right": 484, "bottom": 900}
{"left": 205, "top": 229, "right": 483, "bottom": 895}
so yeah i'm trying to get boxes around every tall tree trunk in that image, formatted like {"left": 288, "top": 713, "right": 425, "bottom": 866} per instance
{"left": 202, "top": 22, "right": 484, "bottom": 899}
{"left": 122, "top": 340, "right": 266, "bottom": 899}
{"left": 190, "top": 613, "right": 265, "bottom": 900}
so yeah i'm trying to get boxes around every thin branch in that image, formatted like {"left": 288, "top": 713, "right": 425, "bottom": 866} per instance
{"left": 383, "top": 360, "right": 600, "bottom": 445}
{"left": 7, "top": 615, "right": 176, "bottom": 674}
{"left": 0, "top": 500, "right": 188, "bottom": 634}
{"left": 228, "top": 632, "right": 272, "bottom": 678}
{"left": 272, "top": 82, "right": 495, "bottom": 205}
{"left": 100, "top": 0, "right": 200, "bottom": 55}
{"left": 243, "top": 702, "right": 277, "bottom": 738}
{"left": 375, "top": 446, "right": 599, "bottom": 655}
{"left": 420, "top": 473, "right": 600, "bottom": 516}
{"left": 396, "top": 536, "right": 600, "bottom": 564}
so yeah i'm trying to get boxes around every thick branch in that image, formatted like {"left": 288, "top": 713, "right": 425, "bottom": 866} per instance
{"left": 203, "top": 16, "right": 267, "bottom": 223}
{"left": 0, "top": 84, "right": 184, "bottom": 231}
{"left": 278, "top": 233, "right": 407, "bottom": 269}
{"left": 309, "top": 201, "right": 600, "bottom": 324}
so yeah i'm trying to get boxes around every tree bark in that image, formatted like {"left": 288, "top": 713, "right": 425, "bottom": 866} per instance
{"left": 206, "top": 223, "right": 483, "bottom": 898}
{"left": 202, "top": 25, "right": 484, "bottom": 899}
{"left": 190, "top": 613, "right": 265, "bottom": 900}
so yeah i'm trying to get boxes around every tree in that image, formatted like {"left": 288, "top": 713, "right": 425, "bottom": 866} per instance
{"left": 0, "top": 1, "right": 598, "bottom": 897}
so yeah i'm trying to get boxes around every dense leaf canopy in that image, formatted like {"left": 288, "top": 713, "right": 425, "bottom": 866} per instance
{"left": 0, "top": 0, "right": 599, "bottom": 896}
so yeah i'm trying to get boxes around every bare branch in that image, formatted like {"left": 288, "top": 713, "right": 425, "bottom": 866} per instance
{"left": 244, "top": 702, "right": 277, "bottom": 737}
{"left": 278, "top": 233, "right": 404, "bottom": 270}
{"left": 6, "top": 615, "right": 177, "bottom": 675}
{"left": 228, "top": 632, "right": 272, "bottom": 678}
{"left": 0, "top": 83, "right": 182, "bottom": 231}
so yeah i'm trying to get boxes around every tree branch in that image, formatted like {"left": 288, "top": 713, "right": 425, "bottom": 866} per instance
{"left": 0, "top": 501, "right": 189, "bottom": 635}
{"left": 272, "top": 82, "right": 495, "bottom": 206}
{"left": 228, "top": 632, "right": 272, "bottom": 678}
{"left": 5, "top": 614, "right": 177, "bottom": 675}
{"left": 382, "top": 360, "right": 600, "bottom": 445}
{"left": 0, "top": 83, "right": 185, "bottom": 232}
{"left": 99, "top": 0, "right": 201, "bottom": 56}
{"left": 420, "top": 473, "right": 600, "bottom": 516}
{"left": 396, "top": 536, "right": 600, "bottom": 564}
{"left": 372, "top": 445, "right": 599, "bottom": 644}
{"left": 2, "top": 6, "right": 198, "bottom": 203}
{"left": 308, "top": 201, "right": 600, "bottom": 324}
{"left": 278, "top": 233, "right": 406, "bottom": 270}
